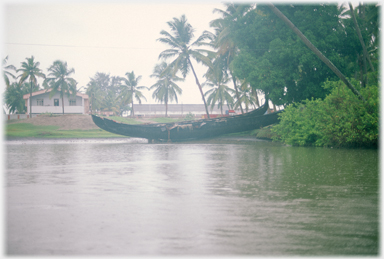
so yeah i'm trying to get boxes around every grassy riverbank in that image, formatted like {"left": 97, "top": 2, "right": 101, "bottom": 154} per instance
{"left": 5, "top": 115, "right": 276, "bottom": 140}
{"left": 4, "top": 115, "right": 201, "bottom": 139}
{"left": 5, "top": 123, "right": 126, "bottom": 139}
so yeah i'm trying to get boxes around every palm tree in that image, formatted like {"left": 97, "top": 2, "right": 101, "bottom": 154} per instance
{"left": 204, "top": 80, "right": 234, "bottom": 115}
{"left": 45, "top": 60, "right": 77, "bottom": 114}
{"left": 4, "top": 82, "right": 32, "bottom": 114}
{"left": 267, "top": 3, "right": 364, "bottom": 101}
{"left": 149, "top": 62, "right": 184, "bottom": 117}
{"left": 207, "top": 4, "right": 252, "bottom": 114}
{"left": 234, "top": 80, "right": 258, "bottom": 113}
{"left": 17, "top": 56, "right": 45, "bottom": 118}
{"left": 348, "top": 3, "right": 374, "bottom": 73}
{"left": 157, "top": 15, "right": 212, "bottom": 118}
{"left": 119, "top": 71, "right": 147, "bottom": 117}
{"left": 3, "top": 56, "right": 16, "bottom": 88}
{"left": 203, "top": 49, "right": 235, "bottom": 115}
{"left": 203, "top": 59, "right": 234, "bottom": 115}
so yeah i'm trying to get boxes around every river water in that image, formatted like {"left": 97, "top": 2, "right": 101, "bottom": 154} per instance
{"left": 5, "top": 138, "right": 379, "bottom": 256}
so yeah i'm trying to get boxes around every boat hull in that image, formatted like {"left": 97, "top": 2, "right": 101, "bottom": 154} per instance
{"left": 91, "top": 105, "right": 281, "bottom": 142}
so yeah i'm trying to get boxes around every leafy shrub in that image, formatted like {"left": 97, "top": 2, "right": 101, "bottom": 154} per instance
{"left": 271, "top": 77, "right": 378, "bottom": 148}
{"left": 184, "top": 112, "right": 195, "bottom": 121}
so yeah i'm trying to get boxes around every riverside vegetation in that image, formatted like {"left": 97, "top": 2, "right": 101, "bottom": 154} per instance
{"left": 271, "top": 76, "right": 379, "bottom": 148}
{"left": 3, "top": 4, "right": 379, "bottom": 147}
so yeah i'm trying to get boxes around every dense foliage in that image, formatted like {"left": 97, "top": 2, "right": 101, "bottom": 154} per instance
{"left": 271, "top": 74, "right": 378, "bottom": 148}
{"left": 230, "top": 4, "right": 379, "bottom": 105}
{"left": 4, "top": 82, "right": 37, "bottom": 114}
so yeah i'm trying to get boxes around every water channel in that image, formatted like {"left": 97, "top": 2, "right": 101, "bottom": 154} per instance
{"left": 5, "top": 137, "right": 379, "bottom": 256}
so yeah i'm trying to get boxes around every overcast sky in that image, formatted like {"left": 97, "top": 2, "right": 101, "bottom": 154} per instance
{"left": 3, "top": 0, "right": 227, "bottom": 104}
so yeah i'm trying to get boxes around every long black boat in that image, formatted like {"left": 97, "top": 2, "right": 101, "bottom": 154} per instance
{"left": 91, "top": 103, "right": 281, "bottom": 142}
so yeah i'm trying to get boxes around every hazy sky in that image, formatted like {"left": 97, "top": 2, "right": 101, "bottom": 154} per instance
{"left": 3, "top": 0, "right": 227, "bottom": 104}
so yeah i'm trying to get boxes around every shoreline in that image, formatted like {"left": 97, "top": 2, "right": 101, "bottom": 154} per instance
{"left": 3, "top": 135, "right": 273, "bottom": 144}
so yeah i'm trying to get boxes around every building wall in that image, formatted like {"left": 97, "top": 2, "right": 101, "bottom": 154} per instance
{"left": 26, "top": 92, "right": 87, "bottom": 114}
{"left": 5, "top": 114, "right": 29, "bottom": 121}
{"left": 131, "top": 104, "right": 243, "bottom": 117}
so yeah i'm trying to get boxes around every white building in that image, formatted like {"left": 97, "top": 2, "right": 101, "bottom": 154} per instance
{"left": 132, "top": 104, "right": 242, "bottom": 118}
{"left": 23, "top": 88, "right": 90, "bottom": 115}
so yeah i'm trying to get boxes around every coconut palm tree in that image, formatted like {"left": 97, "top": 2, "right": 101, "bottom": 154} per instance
{"left": 119, "top": 71, "right": 147, "bottom": 117}
{"left": 267, "top": 3, "right": 364, "bottom": 101}
{"left": 203, "top": 58, "right": 234, "bottom": 115}
{"left": 234, "top": 80, "right": 258, "bottom": 113}
{"left": 3, "top": 56, "right": 16, "bottom": 88}
{"left": 203, "top": 47, "right": 236, "bottom": 115}
{"left": 348, "top": 3, "right": 374, "bottom": 74}
{"left": 207, "top": 3, "right": 253, "bottom": 114}
{"left": 204, "top": 79, "right": 234, "bottom": 115}
{"left": 157, "top": 15, "right": 212, "bottom": 118}
{"left": 150, "top": 62, "right": 184, "bottom": 117}
{"left": 4, "top": 82, "right": 32, "bottom": 114}
{"left": 45, "top": 60, "right": 77, "bottom": 114}
{"left": 17, "top": 56, "right": 45, "bottom": 118}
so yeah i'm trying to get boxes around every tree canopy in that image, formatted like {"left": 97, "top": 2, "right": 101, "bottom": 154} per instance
{"left": 229, "top": 3, "right": 378, "bottom": 105}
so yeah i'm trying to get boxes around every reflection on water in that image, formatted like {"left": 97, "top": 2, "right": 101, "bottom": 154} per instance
{"left": 6, "top": 138, "right": 378, "bottom": 255}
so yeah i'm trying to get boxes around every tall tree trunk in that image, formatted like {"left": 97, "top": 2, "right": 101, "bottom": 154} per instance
{"left": 62, "top": 94, "right": 65, "bottom": 114}
{"left": 252, "top": 88, "right": 260, "bottom": 108}
{"left": 267, "top": 3, "right": 365, "bottom": 101}
{"left": 349, "top": 3, "right": 374, "bottom": 88}
{"left": 29, "top": 79, "right": 32, "bottom": 118}
{"left": 131, "top": 89, "right": 134, "bottom": 118}
{"left": 188, "top": 58, "right": 210, "bottom": 119}
{"left": 230, "top": 72, "right": 244, "bottom": 114}
{"left": 165, "top": 89, "right": 168, "bottom": 117}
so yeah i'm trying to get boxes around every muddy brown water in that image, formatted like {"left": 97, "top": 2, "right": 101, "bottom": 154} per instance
{"left": 5, "top": 138, "right": 379, "bottom": 255}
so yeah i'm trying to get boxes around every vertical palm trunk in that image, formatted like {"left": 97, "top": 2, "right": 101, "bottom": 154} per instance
{"left": 29, "top": 79, "right": 32, "bottom": 118}
{"left": 165, "top": 89, "right": 168, "bottom": 117}
{"left": 267, "top": 3, "right": 365, "bottom": 101}
{"left": 230, "top": 72, "right": 244, "bottom": 114}
{"left": 62, "top": 94, "right": 65, "bottom": 114}
{"left": 131, "top": 99, "right": 134, "bottom": 117}
{"left": 349, "top": 3, "right": 374, "bottom": 73}
{"left": 188, "top": 58, "right": 210, "bottom": 119}
{"left": 253, "top": 88, "right": 260, "bottom": 108}
{"left": 131, "top": 88, "right": 134, "bottom": 118}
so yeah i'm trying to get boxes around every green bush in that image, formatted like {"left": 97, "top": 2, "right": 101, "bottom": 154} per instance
{"left": 184, "top": 112, "right": 195, "bottom": 121}
{"left": 271, "top": 78, "right": 378, "bottom": 148}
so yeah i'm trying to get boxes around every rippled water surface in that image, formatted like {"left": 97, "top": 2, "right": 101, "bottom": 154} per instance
{"left": 6, "top": 138, "right": 379, "bottom": 255}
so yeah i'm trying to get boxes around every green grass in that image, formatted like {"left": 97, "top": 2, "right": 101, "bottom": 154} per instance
{"left": 5, "top": 123, "right": 128, "bottom": 139}
{"left": 5, "top": 116, "right": 195, "bottom": 140}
